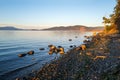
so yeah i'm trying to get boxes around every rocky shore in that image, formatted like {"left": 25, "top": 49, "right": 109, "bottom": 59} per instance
{"left": 19, "top": 33, "right": 120, "bottom": 80}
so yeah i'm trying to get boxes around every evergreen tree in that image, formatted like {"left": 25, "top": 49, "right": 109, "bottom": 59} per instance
{"left": 114, "top": 0, "right": 120, "bottom": 33}
{"left": 102, "top": 0, "right": 120, "bottom": 33}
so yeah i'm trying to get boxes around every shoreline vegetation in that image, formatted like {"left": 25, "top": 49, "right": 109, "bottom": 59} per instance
{"left": 16, "top": 31, "right": 120, "bottom": 80}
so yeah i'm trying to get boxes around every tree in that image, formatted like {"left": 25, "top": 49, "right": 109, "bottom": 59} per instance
{"left": 102, "top": 0, "right": 120, "bottom": 33}
{"left": 103, "top": 17, "right": 111, "bottom": 26}
{"left": 103, "top": 17, "right": 109, "bottom": 24}
{"left": 103, "top": 17, "right": 112, "bottom": 33}
{"left": 114, "top": 0, "right": 120, "bottom": 33}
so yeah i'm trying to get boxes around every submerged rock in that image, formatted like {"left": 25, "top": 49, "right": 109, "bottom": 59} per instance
{"left": 58, "top": 46, "right": 62, "bottom": 48}
{"left": 74, "top": 45, "right": 76, "bottom": 47}
{"left": 18, "top": 53, "right": 27, "bottom": 57}
{"left": 32, "top": 58, "right": 35, "bottom": 60}
{"left": 69, "top": 39, "right": 72, "bottom": 41}
{"left": 70, "top": 45, "right": 73, "bottom": 48}
{"left": 75, "top": 36, "right": 78, "bottom": 38}
{"left": 39, "top": 48, "right": 45, "bottom": 50}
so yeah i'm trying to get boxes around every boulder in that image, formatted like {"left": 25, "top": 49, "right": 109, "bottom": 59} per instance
{"left": 83, "top": 40, "right": 91, "bottom": 44}
{"left": 48, "top": 51, "right": 53, "bottom": 55}
{"left": 75, "top": 47, "right": 82, "bottom": 51}
{"left": 48, "top": 44, "right": 53, "bottom": 47}
{"left": 59, "top": 47, "right": 65, "bottom": 54}
{"left": 81, "top": 44, "right": 86, "bottom": 50}
{"left": 27, "top": 50, "right": 34, "bottom": 55}
{"left": 56, "top": 48, "right": 61, "bottom": 53}
{"left": 49, "top": 45, "right": 56, "bottom": 51}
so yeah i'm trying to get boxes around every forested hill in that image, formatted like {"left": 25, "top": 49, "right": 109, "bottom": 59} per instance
{"left": 42, "top": 25, "right": 104, "bottom": 31}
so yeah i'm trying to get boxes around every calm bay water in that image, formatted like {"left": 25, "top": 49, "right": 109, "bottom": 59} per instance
{"left": 0, "top": 30, "right": 92, "bottom": 80}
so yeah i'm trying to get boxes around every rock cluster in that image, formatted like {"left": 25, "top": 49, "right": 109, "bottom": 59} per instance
{"left": 19, "top": 33, "right": 120, "bottom": 80}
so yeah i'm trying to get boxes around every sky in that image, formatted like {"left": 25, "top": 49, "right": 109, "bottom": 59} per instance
{"left": 0, "top": 0, "right": 116, "bottom": 29}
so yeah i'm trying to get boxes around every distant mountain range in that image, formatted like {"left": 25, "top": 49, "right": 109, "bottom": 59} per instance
{"left": 0, "top": 26, "right": 41, "bottom": 31}
{"left": 42, "top": 25, "right": 104, "bottom": 31}
{"left": 0, "top": 26, "right": 23, "bottom": 30}
{"left": 0, "top": 25, "right": 104, "bottom": 31}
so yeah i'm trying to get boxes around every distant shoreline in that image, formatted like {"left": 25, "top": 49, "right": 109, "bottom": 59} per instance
{"left": 0, "top": 25, "right": 104, "bottom": 32}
